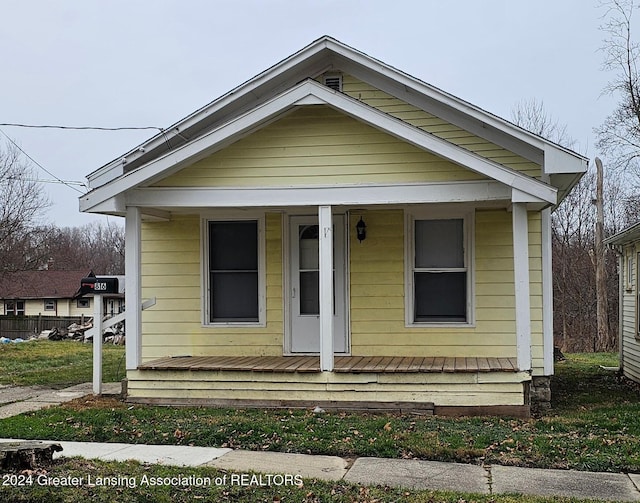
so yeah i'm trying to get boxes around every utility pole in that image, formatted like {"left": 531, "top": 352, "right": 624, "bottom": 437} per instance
{"left": 594, "top": 157, "right": 609, "bottom": 351}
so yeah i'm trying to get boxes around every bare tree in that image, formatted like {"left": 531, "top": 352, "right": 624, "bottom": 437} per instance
{"left": 0, "top": 141, "right": 50, "bottom": 273}
{"left": 512, "top": 101, "right": 620, "bottom": 351}
{"left": 596, "top": 0, "right": 640, "bottom": 175}
{"left": 511, "top": 98, "right": 576, "bottom": 149}
{"left": 41, "top": 221, "right": 125, "bottom": 274}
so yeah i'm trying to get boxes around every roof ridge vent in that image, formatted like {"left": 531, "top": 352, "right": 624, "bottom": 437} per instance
{"left": 323, "top": 74, "right": 342, "bottom": 92}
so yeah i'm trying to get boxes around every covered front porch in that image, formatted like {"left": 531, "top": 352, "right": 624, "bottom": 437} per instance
{"left": 138, "top": 355, "right": 519, "bottom": 373}
{"left": 126, "top": 354, "right": 531, "bottom": 417}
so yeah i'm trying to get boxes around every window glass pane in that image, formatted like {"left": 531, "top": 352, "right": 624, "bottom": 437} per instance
{"left": 209, "top": 221, "right": 258, "bottom": 270}
{"left": 211, "top": 272, "right": 258, "bottom": 321}
{"left": 415, "top": 219, "right": 464, "bottom": 268}
{"left": 209, "top": 220, "right": 259, "bottom": 322}
{"left": 299, "top": 271, "right": 319, "bottom": 315}
{"left": 299, "top": 225, "right": 319, "bottom": 270}
{"left": 415, "top": 272, "right": 466, "bottom": 322}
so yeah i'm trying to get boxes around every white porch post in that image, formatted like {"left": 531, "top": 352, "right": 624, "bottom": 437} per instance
{"left": 541, "top": 208, "right": 554, "bottom": 375}
{"left": 512, "top": 203, "right": 532, "bottom": 371}
{"left": 125, "top": 206, "right": 142, "bottom": 371}
{"left": 318, "top": 205, "right": 334, "bottom": 371}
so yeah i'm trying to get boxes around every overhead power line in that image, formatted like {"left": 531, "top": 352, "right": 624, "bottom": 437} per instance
{"left": 0, "top": 128, "right": 85, "bottom": 194}
{"left": 0, "top": 122, "right": 163, "bottom": 132}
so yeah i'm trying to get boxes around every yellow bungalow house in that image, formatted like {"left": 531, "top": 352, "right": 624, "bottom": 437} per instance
{"left": 80, "top": 37, "right": 587, "bottom": 416}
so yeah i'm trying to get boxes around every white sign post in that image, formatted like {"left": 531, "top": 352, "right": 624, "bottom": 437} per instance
{"left": 93, "top": 294, "right": 103, "bottom": 395}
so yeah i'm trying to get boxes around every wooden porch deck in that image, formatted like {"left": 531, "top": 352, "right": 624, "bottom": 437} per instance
{"left": 138, "top": 355, "right": 519, "bottom": 373}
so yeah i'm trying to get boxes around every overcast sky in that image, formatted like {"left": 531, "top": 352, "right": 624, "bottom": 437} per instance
{"left": 1, "top": 0, "right": 621, "bottom": 227}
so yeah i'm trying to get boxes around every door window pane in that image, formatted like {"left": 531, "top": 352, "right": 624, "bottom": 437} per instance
{"left": 299, "top": 225, "right": 319, "bottom": 270}
{"left": 299, "top": 271, "right": 319, "bottom": 315}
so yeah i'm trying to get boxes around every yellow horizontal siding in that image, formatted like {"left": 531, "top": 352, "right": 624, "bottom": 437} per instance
{"left": 341, "top": 74, "right": 541, "bottom": 178}
{"left": 140, "top": 213, "right": 284, "bottom": 361}
{"left": 154, "top": 107, "right": 486, "bottom": 188}
{"left": 348, "top": 209, "right": 543, "bottom": 374}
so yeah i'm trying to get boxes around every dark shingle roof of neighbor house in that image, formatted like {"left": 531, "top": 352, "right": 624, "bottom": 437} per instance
{"left": 0, "top": 270, "right": 90, "bottom": 299}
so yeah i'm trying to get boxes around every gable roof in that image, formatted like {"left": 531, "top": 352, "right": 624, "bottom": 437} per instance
{"left": 0, "top": 270, "right": 89, "bottom": 299}
{"left": 81, "top": 36, "right": 587, "bottom": 212}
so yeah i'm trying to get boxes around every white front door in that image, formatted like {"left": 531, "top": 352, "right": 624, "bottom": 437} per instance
{"left": 289, "top": 214, "right": 347, "bottom": 353}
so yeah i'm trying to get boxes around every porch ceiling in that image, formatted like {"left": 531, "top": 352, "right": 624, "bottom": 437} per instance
{"left": 137, "top": 355, "right": 518, "bottom": 373}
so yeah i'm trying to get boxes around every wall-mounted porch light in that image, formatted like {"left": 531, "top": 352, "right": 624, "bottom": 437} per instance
{"left": 356, "top": 217, "right": 367, "bottom": 242}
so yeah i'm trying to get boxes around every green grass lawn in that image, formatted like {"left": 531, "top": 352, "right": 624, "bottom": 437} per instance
{"left": 0, "top": 352, "right": 638, "bottom": 474}
{"left": 0, "top": 340, "right": 125, "bottom": 387}
{"left": 0, "top": 352, "right": 635, "bottom": 502}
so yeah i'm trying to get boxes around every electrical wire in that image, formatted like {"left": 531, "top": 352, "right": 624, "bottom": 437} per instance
{"left": 0, "top": 128, "right": 85, "bottom": 194}
{"left": 0, "top": 122, "right": 163, "bottom": 132}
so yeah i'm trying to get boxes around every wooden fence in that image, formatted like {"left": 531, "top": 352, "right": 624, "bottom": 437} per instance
{"left": 0, "top": 315, "right": 87, "bottom": 340}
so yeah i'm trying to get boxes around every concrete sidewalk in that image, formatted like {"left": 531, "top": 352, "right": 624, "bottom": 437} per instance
{"left": 0, "top": 383, "right": 639, "bottom": 501}
{"left": 0, "top": 438, "right": 636, "bottom": 501}
{"left": 0, "top": 382, "right": 121, "bottom": 419}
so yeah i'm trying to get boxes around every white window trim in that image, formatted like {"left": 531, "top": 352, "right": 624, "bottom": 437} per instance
{"left": 627, "top": 252, "right": 634, "bottom": 291}
{"left": 404, "top": 208, "right": 475, "bottom": 327}
{"left": 201, "top": 212, "right": 266, "bottom": 327}
{"left": 44, "top": 299, "right": 56, "bottom": 311}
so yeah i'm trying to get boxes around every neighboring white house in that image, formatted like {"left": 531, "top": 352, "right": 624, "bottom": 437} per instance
{"left": 605, "top": 223, "right": 640, "bottom": 384}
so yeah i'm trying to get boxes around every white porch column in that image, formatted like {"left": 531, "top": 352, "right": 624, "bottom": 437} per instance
{"left": 512, "top": 203, "right": 532, "bottom": 371}
{"left": 318, "top": 205, "right": 334, "bottom": 371}
{"left": 125, "top": 206, "right": 142, "bottom": 371}
{"left": 541, "top": 208, "right": 554, "bottom": 375}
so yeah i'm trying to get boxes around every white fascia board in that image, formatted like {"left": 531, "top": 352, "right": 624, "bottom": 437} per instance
{"left": 81, "top": 79, "right": 556, "bottom": 213}
{"left": 511, "top": 188, "right": 547, "bottom": 205}
{"left": 80, "top": 194, "right": 125, "bottom": 214}
{"left": 327, "top": 41, "right": 588, "bottom": 170}
{"left": 126, "top": 181, "right": 511, "bottom": 208}
{"left": 543, "top": 145, "right": 589, "bottom": 175}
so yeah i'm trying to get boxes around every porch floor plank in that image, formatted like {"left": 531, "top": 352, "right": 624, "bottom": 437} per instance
{"left": 137, "top": 356, "right": 519, "bottom": 373}
{"left": 406, "top": 357, "right": 425, "bottom": 372}
{"left": 497, "top": 357, "right": 516, "bottom": 371}
{"left": 334, "top": 356, "right": 364, "bottom": 372}
{"left": 385, "top": 356, "right": 406, "bottom": 372}
{"left": 457, "top": 357, "right": 475, "bottom": 373}
{"left": 477, "top": 357, "right": 491, "bottom": 372}
{"left": 443, "top": 357, "right": 456, "bottom": 373}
